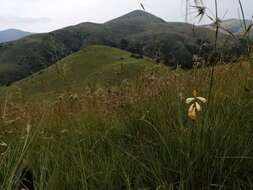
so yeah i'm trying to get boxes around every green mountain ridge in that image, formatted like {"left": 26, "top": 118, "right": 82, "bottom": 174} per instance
{"left": 0, "top": 10, "right": 235, "bottom": 86}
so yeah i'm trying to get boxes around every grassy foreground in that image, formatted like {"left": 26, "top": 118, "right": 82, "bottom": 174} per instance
{"left": 0, "top": 58, "right": 253, "bottom": 189}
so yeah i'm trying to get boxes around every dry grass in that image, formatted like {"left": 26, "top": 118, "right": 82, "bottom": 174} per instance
{"left": 0, "top": 59, "right": 252, "bottom": 189}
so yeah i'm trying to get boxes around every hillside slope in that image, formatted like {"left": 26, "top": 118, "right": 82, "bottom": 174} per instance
{"left": 6, "top": 45, "right": 154, "bottom": 97}
{"left": 0, "top": 33, "right": 69, "bottom": 85}
{"left": 0, "top": 10, "right": 225, "bottom": 86}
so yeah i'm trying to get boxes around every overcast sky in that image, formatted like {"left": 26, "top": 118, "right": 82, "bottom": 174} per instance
{"left": 0, "top": 0, "right": 252, "bottom": 33}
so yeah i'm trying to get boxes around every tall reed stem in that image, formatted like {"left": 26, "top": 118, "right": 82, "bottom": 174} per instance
{"left": 208, "top": 0, "right": 219, "bottom": 103}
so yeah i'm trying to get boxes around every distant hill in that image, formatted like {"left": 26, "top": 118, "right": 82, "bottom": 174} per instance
{"left": 0, "top": 10, "right": 235, "bottom": 86}
{"left": 220, "top": 19, "right": 252, "bottom": 34}
{"left": 205, "top": 19, "right": 253, "bottom": 36}
{"left": 6, "top": 45, "right": 154, "bottom": 97}
{"left": 0, "top": 29, "right": 32, "bottom": 43}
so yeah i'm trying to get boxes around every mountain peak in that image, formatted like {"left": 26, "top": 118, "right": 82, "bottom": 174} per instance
{"left": 0, "top": 28, "right": 31, "bottom": 33}
{"left": 0, "top": 29, "right": 32, "bottom": 43}
{"left": 106, "top": 10, "right": 166, "bottom": 24}
{"left": 124, "top": 10, "right": 155, "bottom": 17}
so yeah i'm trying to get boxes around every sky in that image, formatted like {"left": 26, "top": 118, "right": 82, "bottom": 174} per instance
{"left": 0, "top": 0, "right": 252, "bottom": 33}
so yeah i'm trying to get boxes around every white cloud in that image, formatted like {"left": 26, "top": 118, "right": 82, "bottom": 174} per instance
{"left": 0, "top": 17, "right": 51, "bottom": 24}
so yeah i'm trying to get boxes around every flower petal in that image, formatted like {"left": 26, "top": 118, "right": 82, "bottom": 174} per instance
{"left": 188, "top": 103, "right": 195, "bottom": 112}
{"left": 188, "top": 105, "right": 196, "bottom": 120}
{"left": 197, "top": 97, "right": 207, "bottom": 103}
{"left": 0, "top": 141, "right": 7, "bottom": 147}
{"left": 195, "top": 102, "right": 201, "bottom": 112}
{"left": 186, "top": 97, "right": 195, "bottom": 104}
{"left": 26, "top": 123, "right": 32, "bottom": 134}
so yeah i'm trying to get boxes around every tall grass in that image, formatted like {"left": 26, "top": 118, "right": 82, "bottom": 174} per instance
{"left": 0, "top": 1, "right": 253, "bottom": 189}
{"left": 0, "top": 62, "right": 253, "bottom": 189}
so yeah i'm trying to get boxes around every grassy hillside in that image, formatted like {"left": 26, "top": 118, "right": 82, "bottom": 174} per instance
{"left": 4, "top": 45, "right": 154, "bottom": 98}
{"left": 0, "top": 56, "right": 253, "bottom": 189}
{"left": 0, "top": 33, "right": 69, "bottom": 85}
{"left": 0, "top": 10, "right": 233, "bottom": 86}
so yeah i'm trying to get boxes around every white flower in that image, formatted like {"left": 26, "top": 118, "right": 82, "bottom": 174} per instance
{"left": 195, "top": 102, "right": 201, "bottom": 111}
{"left": 186, "top": 90, "right": 207, "bottom": 120}
{"left": 186, "top": 96, "right": 207, "bottom": 105}
{"left": 186, "top": 97, "right": 195, "bottom": 104}
{"left": 26, "top": 123, "right": 32, "bottom": 134}
{"left": 196, "top": 97, "right": 207, "bottom": 103}
{"left": 0, "top": 141, "right": 7, "bottom": 147}
{"left": 188, "top": 103, "right": 197, "bottom": 120}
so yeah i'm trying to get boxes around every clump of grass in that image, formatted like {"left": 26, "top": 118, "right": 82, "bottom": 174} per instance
{"left": 0, "top": 61, "right": 252, "bottom": 189}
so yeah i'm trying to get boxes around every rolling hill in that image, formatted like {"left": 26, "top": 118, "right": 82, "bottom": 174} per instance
{"left": 0, "top": 10, "right": 234, "bottom": 86}
{"left": 4, "top": 45, "right": 154, "bottom": 98}
{"left": 0, "top": 29, "right": 32, "bottom": 43}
